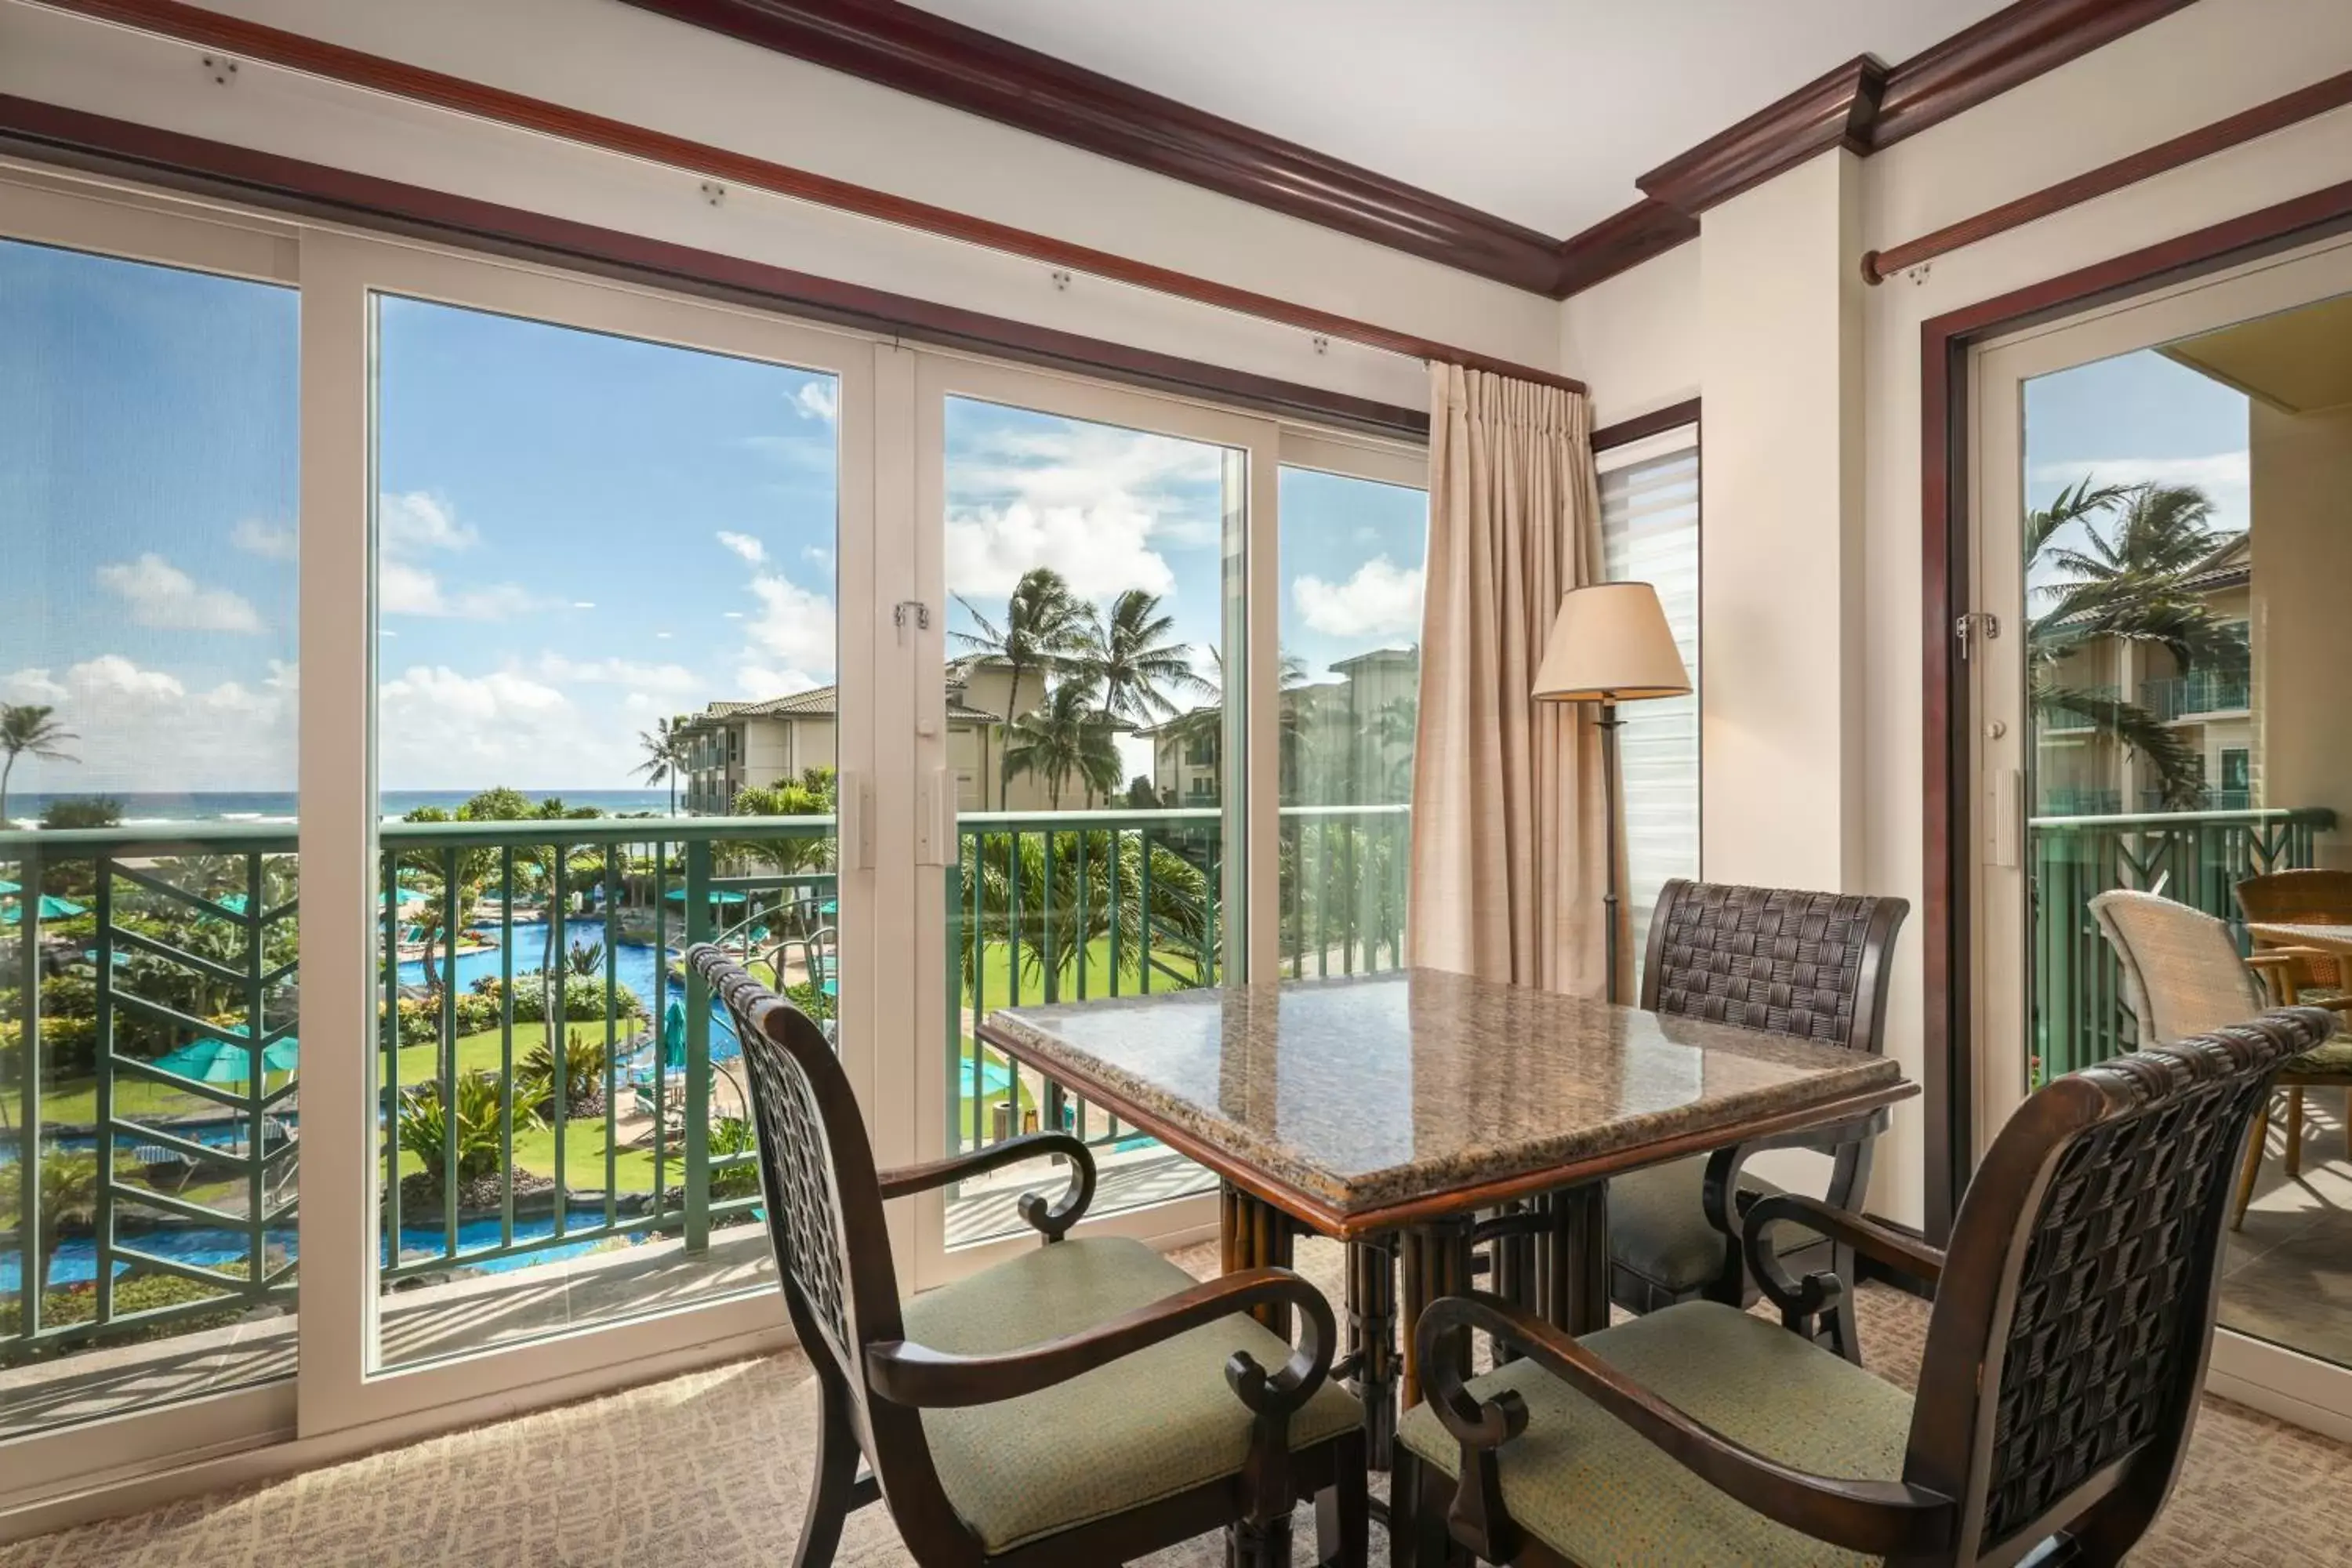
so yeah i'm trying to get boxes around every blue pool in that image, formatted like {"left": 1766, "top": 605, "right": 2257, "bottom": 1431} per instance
{"left": 3, "top": 1203, "right": 659, "bottom": 1293}
{"left": 397, "top": 921, "right": 743, "bottom": 1055}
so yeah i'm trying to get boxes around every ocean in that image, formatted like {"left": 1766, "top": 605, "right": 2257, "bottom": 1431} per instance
{"left": 4, "top": 789, "right": 673, "bottom": 829}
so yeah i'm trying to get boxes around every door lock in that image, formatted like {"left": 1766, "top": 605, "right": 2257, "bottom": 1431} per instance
{"left": 1955, "top": 611, "right": 2000, "bottom": 661}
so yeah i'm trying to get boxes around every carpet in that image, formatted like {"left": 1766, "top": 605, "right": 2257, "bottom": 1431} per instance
{"left": 8, "top": 1236, "right": 2352, "bottom": 1566}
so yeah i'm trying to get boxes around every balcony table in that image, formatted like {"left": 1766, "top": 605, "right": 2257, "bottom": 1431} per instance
{"left": 2248, "top": 920, "right": 2352, "bottom": 964}
{"left": 975, "top": 967, "right": 1915, "bottom": 1467}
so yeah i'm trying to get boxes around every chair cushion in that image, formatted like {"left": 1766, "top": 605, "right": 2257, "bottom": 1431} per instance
{"left": 1398, "top": 1300, "right": 1913, "bottom": 1567}
{"left": 900, "top": 1236, "right": 1361, "bottom": 1553}
{"left": 2285, "top": 1035, "right": 2352, "bottom": 1076}
{"left": 1609, "top": 1155, "right": 1791, "bottom": 1294}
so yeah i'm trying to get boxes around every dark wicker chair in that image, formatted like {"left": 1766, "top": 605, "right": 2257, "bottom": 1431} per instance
{"left": 694, "top": 946, "right": 1367, "bottom": 1568}
{"left": 1397, "top": 1004, "right": 2337, "bottom": 1568}
{"left": 1604, "top": 880, "right": 1907, "bottom": 1357}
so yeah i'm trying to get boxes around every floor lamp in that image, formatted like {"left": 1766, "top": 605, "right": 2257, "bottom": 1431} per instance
{"left": 1531, "top": 582, "right": 1692, "bottom": 1003}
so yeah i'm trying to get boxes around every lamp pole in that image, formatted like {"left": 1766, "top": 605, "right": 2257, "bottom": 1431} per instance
{"left": 1597, "top": 695, "right": 1623, "bottom": 1004}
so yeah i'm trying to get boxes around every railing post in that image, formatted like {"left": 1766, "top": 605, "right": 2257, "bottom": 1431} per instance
{"left": 93, "top": 855, "right": 114, "bottom": 1327}
{"left": 250, "top": 849, "right": 274, "bottom": 1295}
{"left": 684, "top": 837, "right": 713, "bottom": 1254}
{"left": 15, "top": 840, "right": 42, "bottom": 1337}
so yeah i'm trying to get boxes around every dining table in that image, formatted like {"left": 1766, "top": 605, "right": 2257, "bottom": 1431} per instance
{"left": 975, "top": 967, "right": 1916, "bottom": 1465}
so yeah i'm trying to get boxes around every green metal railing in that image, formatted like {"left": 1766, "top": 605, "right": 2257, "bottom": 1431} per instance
{"left": 2029, "top": 806, "right": 2335, "bottom": 1082}
{"left": 2141, "top": 670, "right": 2252, "bottom": 721}
{"left": 1280, "top": 804, "right": 1411, "bottom": 979}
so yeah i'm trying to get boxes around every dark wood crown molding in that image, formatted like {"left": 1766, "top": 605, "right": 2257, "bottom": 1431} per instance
{"left": 1637, "top": 55, "right": 1889, "bottom": 217}
{"left": 616, "top": 0, "right": 1570, "bottom": 296}
{"left": 1872, "top": 0, "right": 2201, "bottom": 149}
{"left": 1553, "top": 0, "right": 2200, "bottom": 298}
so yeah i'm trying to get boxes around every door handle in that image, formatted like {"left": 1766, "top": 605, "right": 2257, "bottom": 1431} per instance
{"left": 1986, "top": 767, "right": 2021, "bottom": 868}
{"left": 915, "top": 767, "right": 959, "bottom": 868}
{"left": 839, "top": 769, "right": 873, "bottom": 870}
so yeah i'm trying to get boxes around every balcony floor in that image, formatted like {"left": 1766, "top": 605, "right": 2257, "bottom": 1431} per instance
{"left": 2222, "top": 1095, "right": 2352, "bottom": 1369}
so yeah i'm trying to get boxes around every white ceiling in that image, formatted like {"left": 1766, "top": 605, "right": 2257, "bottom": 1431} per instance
{"left": 911, "top": 0, "right": 2014, "bottom": 238}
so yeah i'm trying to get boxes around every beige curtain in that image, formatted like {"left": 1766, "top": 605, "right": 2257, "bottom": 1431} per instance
{"left": 1406, "top": 363, "right": 1619, "bottom": 994}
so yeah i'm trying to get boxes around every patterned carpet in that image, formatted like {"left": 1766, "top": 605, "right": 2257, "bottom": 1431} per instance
{"left": 9, "top": 1236, "right": 2352, "bottom": 1566}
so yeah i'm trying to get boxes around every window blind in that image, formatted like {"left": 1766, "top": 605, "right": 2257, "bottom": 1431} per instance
{"left": 1598, "top": 434, "right": 1700, "bottom": 984}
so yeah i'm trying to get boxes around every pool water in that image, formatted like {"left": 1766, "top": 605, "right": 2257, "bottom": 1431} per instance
{"left": 2, "top": 1203, "right": 662, "bottom": 1292}
{"left": 397, "top": 920, "right": 743, "bottom": 1056}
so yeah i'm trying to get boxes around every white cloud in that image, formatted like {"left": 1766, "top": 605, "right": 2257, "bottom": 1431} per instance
{"left": 533, "top": 653, "right": 702, "bottom": 698}
{"left": 1292, "top": 556, "right": 1424, "bottom": 638}
{"left": 793, "top": 381, "right": 839, "bottom": 423}
{"left": 803, "top": 544, "right": 833, "bottom": 568}
{"left": 230, "top": 518, "right": 297, "bottom": 561}
{"left": 744, "top": 572, "right": 837, "bottom": 673}
{"left": 723, "top": 611, "right": 744, "bottom": 619}
{"left": 376, "top": 664, "right": 638, "bottom": 789}
{"left": 379, "top": 491, "right": 477, "bottom": 554}
{"left": 96, "top": 554, "right": 264, "bottom": 633}
{"left": 947, "top": 502, "right": 1174, "bottom": 600}
{"left": 736, "top": 663, "right": 822, "bottom": 699}
{"left": 0, "top": 655, "right": 296, "bottom": 798}
{"left": 716, "top": 531, "right": 767, "bottom": 564}
{"left": 374, "top": 492, "right": 547, "bottom": 619}
{"left": 572, "top": 601, "right": 597, "bottom": 610}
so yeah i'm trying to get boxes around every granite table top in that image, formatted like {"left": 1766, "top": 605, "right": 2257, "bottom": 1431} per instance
{"left": 976, "top": 968, "right": 1913, "bottom": 1233}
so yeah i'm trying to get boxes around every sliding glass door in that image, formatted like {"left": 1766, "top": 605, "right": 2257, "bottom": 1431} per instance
{"left": 0, "top": 165, "right": 1414, "bottom": 1496}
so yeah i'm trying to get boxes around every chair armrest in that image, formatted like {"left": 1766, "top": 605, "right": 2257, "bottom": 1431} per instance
{"left": 1697, "top": 1112, "right": 1891, "bottom": 1243}
{"left": 866, "top": 1266, "right": 1335, "bottom": 1415}
{"left": 876, "top": 1131, "right": 1095, "bottom": 1240}
{"left": 1416, "top": 1293, "right": 1954, "bottom": 1560}
{"left": 1741, "top": 1192, "right": 1945, "bottom": 1323}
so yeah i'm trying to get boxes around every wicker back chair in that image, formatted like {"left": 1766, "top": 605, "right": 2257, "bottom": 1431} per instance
{"left": 1605, "top": 880, "right": 1907, "bottom": 1354}
{"left": 2092, "top": 887, "right": 2352, "bottom": 1227}
{"left": 2235, "top": 868, "right": 2352, "bottom": 996}
{"left": 695, "top": 946, "right": 1366, "bottom": 1568}
{"left": 1400, "top": 1005, "right": 2337, "bottom": 1568}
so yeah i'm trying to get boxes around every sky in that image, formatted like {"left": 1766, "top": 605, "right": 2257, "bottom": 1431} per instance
{"left": 2022, "top": 343, "right": 2250, "bottom": 588}
{"left": 1, "top": 237, "right": 1429, "bottom": 801}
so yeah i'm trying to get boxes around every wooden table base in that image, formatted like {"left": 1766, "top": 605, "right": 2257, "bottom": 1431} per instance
{"left": 1218, "top": 1179, "right": 1611, "bottom": 1474}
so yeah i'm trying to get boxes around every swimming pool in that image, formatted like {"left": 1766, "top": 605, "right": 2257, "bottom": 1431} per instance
{"left": 396, "top": 921, "right": 743, "bottom": 1055}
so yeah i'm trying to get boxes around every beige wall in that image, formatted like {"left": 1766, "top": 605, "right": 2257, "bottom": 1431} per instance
{"left": 1573, "top": 0, "right": 2352, "bottom": 1226}
{"left": 2252, "top": 401, "right": 2352, "bottom": 858}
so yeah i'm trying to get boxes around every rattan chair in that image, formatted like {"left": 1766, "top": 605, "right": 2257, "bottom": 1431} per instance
{"left": 1396, "top": 1004, "right": 2336, "bottom": 1568}
{"left": 2092, "top": 887, "right": 2352, "bottom": 1228}
{"left": 2234, "top": 869, "right": 2352, "bottom": 1172}
{"left": 1602, "top": 880, "right": 1907, "bottom": 1358}
{"left": 693, "top": 945, "right": 1367, "bottom": 1568}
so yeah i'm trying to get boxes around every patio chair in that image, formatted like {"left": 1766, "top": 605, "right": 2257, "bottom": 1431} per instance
{"left": 1565, "top": 880, "right": 1905, "bottom": 1360}
{"left": 2234, "top": 869, "right": 2352, "bottom": 1172}
{"left": 1397, "top": 1003, "right": 2336, "bottom": 1568}
{"left": 691, "top": 943, "right": 1367, "bottom": 1568}
{"left": 2093, "top": 887, "right": 2352, "bottom": 1227}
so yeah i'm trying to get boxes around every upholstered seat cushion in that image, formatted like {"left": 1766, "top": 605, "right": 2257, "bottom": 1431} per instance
{"left": 900, "top": 1236, "right": 1360, "bottom": 1553}
{"left": 1398, "top": 1300, "right": 1913, "bottom": 1567}
{"left": 1609, "top": 1155, "right": 1792, "bottom": 1294}
{"left": 2284, "top": 1034, "right": 2352, "bottom": 1076}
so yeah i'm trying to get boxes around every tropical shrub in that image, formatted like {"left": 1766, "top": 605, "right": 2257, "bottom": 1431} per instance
{"left": 707, "top": 1114, "right": 762, "bottom": 1200}
{"left": 783, "top": 979, "right": 836, "bottom": 1023}
{"left": 517, "top": 1028, "right": 611, "bottom": 1121}
{"left": 394, "top": 1070, "right": 516, "bottom": 1194}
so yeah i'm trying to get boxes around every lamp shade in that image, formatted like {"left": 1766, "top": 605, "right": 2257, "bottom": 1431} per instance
{"left": 1531, "top": 582, "right": 1691, "bottom": 703}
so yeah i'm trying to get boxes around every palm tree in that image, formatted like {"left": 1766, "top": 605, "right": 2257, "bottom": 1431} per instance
{"left": 633, "top": 717, "right": 687, "bottom": 815}
{"left": 953, "top": 568, "right": 1091, "bottom": 790}
{"left": 2027, "top": 479, "right": 2240, "bottom": 808}
{"left": 1004, "top": 683, "right": 1123, "bottom": 810}
{"left": 1079, "top": 590, "right": 1214, "bottom": 727}
{"left": 1, "top": 703, "right": 78, "bottom": 828}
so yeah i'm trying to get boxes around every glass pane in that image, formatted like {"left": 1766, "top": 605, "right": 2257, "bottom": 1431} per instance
{"left": 2019, "top": 294, "right": 2352, "bottom": 1370}
{"left": 369, "top": 295, "right": 837, "bottom": 1366}
{"left": 1, "top": 238, "right": 299, "bottom": 1436}
{"left": 1276, "top": 466, "right": 1428, "bottom": 979}
{"left": 940, "top": 396, "right": 1240, "bottom": 1242}
{"left": 1599, "top": 443, "right": 1701, "bottom": 983}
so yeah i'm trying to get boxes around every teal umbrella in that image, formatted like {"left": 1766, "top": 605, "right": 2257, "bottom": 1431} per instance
{"left": 0, "top": 878, "right": 19, "bottom": 895}
{"left": 2, "top": 894, "right": 86, "bottom": 925}
{"left": 662, "top": 999, "right": 688, "bottom": 1069}
{"left": 155, "top": 1027, "right": 299, "bottom": 1083}
{"left": 663, "top": 887, "right": 749, "bottom": 906}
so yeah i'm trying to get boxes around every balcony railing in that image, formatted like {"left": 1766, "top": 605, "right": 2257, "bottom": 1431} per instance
{"left": 2029, "top": 805, "right": 2335, "bottom": 1083}
{"left": 2140, "top": 670, "right": 2252, "bottom": 721}
{"left": 6, "top": 802, "right": 1414, "bottom": 1365}
{"left": 2039, "top": 684, "right": 2115, "bottom": 732}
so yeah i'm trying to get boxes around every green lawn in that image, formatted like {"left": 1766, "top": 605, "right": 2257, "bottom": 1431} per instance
{"left": 957, "top": 934, "right": 1206, "bottom": 1011}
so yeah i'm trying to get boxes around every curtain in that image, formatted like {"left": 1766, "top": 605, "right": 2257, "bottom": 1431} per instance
{"left": 1406, "top": 363, "right": 1619, "bottom": 994}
